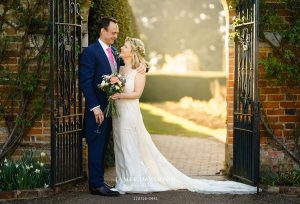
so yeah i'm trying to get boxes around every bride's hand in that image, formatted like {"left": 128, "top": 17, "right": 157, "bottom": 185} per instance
{"left": 111, "top": 93, "right": 122, "bottom": 100}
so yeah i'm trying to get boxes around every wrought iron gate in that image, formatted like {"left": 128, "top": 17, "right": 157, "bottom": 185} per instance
{"left": 50, "top": 0, "right": 83, "bottom": 186}
{"left": 233, "top": 0, "right": 260, "bottom": 192}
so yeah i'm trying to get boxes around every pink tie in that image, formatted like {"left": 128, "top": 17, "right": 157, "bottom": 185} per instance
{"left": 106, "top": 47, "right": 115, "bottom": 66}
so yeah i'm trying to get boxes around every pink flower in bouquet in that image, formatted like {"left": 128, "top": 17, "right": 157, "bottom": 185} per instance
{"left": 110, "top": 76, "right": 120, "bottom": 84}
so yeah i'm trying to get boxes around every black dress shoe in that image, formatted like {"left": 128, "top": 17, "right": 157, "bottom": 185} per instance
{"left": 89, "top": 186, "right": 120, "bottom": 196}
{"left": 104, "top": 182, "right": 115, "bottom": 189}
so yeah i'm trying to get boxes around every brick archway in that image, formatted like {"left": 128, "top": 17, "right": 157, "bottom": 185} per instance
{"left": 80, "top": 0, "right": 237, "bottom": 174}
{"left": 79, "top": 0, "right": 300, "bottom": 177}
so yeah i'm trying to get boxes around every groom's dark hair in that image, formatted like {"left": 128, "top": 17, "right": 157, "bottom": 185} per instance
{"left": 99, "top": 17, "right": 118, "bottom": 32}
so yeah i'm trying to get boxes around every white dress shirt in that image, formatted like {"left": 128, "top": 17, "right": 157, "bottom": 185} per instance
{"left": 98, "top": 38, "right": 116, "bottom": 64}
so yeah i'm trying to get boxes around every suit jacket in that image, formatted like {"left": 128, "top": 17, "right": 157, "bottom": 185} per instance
{"left": 79, "top": 41, "right": 122, "bottom": 142}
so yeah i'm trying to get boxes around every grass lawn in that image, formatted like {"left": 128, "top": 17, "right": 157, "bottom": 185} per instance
{"left": 140, "top": 103, "right": 226, "bottom": 142}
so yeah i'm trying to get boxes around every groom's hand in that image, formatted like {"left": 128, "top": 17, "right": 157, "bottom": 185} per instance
{"left": 93, "top": 107, "right": 104, "bottom": 124}
{"left": 136, "top": 63, "right": 146, "bottom": 75}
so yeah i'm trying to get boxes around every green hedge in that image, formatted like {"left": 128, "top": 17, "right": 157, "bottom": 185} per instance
{"left": 141, "top": 74, "right": 226, "bottom": 102}
{"left": 88, "top": 0, "right": 139, "bottom": 48}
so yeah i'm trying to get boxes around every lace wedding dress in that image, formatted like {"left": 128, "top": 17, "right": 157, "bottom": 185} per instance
{"left": 112, "top": 69, "right": 258, "bottom": 194}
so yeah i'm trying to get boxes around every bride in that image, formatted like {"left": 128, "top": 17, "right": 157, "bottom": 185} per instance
{"left": 111, "top": 37, "right": 258, "bottom": 194}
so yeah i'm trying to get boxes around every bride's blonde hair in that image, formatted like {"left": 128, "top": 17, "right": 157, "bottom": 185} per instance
{"left": 125, "top": 37, "right": 147, "bottom": 69}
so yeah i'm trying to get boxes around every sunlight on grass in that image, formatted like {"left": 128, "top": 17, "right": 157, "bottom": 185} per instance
{"left": 141, "top": 107, "right": 205, "bottom": 138}
{"left": 140, "top": 103, "right": 226, "bottom": 142}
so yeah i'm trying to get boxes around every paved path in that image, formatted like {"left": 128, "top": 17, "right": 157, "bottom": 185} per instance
{"left": 104, "top": 134, "right": 226, "bottom": 184}
{"left": 151, "top": 134, "right": 225, "bottom": 177}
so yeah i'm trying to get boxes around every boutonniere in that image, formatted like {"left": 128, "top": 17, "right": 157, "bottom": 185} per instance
{"left": 114, "top": 50, "right": 120, "bottom": 59}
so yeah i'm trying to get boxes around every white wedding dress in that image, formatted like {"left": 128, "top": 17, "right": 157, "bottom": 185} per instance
{"left": 112, "top": 69, "right": 258, "bottom": 194}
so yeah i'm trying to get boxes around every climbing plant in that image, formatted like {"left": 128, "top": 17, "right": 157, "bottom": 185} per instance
{"left": 0, "top": 0, "right": 49, "bottom": 160}
{"left": 230, "top": 0, "right": 300, "bottom": 87}
{"left": 259, "top": 0, "right": 300, "bottom": 164}
{"left": 259, "top": 0, "right": 300, "bottom": 87}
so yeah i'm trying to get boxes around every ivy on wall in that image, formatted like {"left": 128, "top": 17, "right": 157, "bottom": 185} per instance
{"left": 259, "top": 0, "right": 300, "bottom": 87}
{"left": 258, "top": 1, "right": 300, "bottom": 164}
{"left": 230, "top": 0, "right": 300, "bottom": 87}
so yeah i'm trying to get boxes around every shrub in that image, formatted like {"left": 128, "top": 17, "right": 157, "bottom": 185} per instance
{"left": 0, "top": 151, "right": 50, "bottom": 191}
{"left": 88, "top": 0, "right": 139, "bottom": 48}
{"left": 261, "top": 166, "right": 300, "bottom": 186}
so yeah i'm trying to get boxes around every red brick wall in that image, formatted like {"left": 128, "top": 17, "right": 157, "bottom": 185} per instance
{"left": 225, "top": 45, "right": 234, "bottom": 170}
{"left": 224, "top": 4, "right": 236, "bottom": 170}
{"left": 258, "top": 47, "right": 300, "bottom": 171}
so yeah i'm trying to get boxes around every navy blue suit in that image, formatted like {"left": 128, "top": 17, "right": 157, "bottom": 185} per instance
{"left": 79, "top": 41, "right": 121, "bottom": 188}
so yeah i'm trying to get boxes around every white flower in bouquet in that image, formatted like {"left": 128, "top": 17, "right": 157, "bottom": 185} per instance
{"left": 100, "top": 80, "right": 106, "bottom": 88}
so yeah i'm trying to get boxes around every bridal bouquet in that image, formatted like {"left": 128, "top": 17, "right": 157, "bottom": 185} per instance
{"left": 98, "top": 72, "right": 126, "bottom": 117}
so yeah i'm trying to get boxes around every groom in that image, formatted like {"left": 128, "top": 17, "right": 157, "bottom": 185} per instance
{"left": 79, "top": 17, "right": 145, "bottom": 196}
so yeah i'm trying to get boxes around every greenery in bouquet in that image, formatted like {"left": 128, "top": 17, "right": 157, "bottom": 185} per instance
{"left": 98, "top": 72, "right": 126, "bottom": 117}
